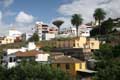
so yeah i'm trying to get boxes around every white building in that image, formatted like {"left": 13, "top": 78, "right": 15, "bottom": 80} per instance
{"left": 35, "top": 53, "right": 49, "bottom": 62}
{"left": 35, "top": 22, "right": 43, "bottom": 41}
{"left": 25, "top": 21, "right": 58, "bottom": 41}
{"left": 34, "top": 21, "right": 57, "bottom": 41}
{"left": 9, "top": 29, "right": 22, "bottom": 38}
{"left": 0, "top": 29, "right": 23, "bottom": 45}
{"left": 42, "top": 33, "right": 55, "bottom": 40}
{"left": 48, "top": 27, "right": 58, "bottom": 34}
{"left": 56, "top": 24, "right": 92, "bottom": 38}
{"left": 3, "top": 50, "right": 50, "bottom": 68}
{"left": 2, "top": 42, "right": 40, "bottom": 68}
{"left": 56, "top": 27, "right": 76, "bottom": 38}
{"left": 79, "top": 24, "right": 92, "bottom": 37}
{"left": 16, "top": 50, "right": 49, "bottom": 63}
{"left": 61, "top": 27, "right": 76, "bottom": 35}
{"left": 25, "top": 33, "right": 33, "bottom": 41}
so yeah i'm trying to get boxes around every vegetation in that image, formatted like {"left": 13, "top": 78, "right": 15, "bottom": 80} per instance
{"left": 100, "top": 18, "right": 114, "bottom": 34}
{"left": 113, "top": 18, "right": 120, "bottom": 27}
{"left": 0, "top": 62, "right": 70, "bottom": 80}
{"left": 37, "top": 40, "right": 54, "bottom": 48}
{"left": 29, "top": 32, "right": 39, "bottom": 42}
{"left": 0, "top": 7, "right": 120, "bottom": 80}
{"left": 93, "top": 44, "right": 120, "bottom": 80}
{"left": 40, "top": 46, "right": 53, "bottom": 52}
{"left": 71, "top": 14, "right": 83, "bottom": 37}
{"left": 91, "top": 8, "right": 108, "bottom": 36}
{"left": 53, "top": 37, "right": 73, "bottom": 41}
{"left": 93, "top": 8, "right": 106, "bottom": 26}
{"left": 0, "top": 41, "right": 27, "bottom": 51}
{"left": 90, "top": 18, "right": 114, "bottom": 36}
{"left": 52, "top": 20, "right": 64, "bottom": 33}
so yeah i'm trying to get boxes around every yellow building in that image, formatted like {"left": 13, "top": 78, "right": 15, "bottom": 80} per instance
{"left": 51, "top": 55, "right": 96, "bottom": 79}
{"left": 88, "top": 38, "right": 100, "bottom": 50}
{"left": 39, "top": 36, "right": 100, "bottom": 50}
{"left": 0, "top": 36, "right": 14, "bottom": 45}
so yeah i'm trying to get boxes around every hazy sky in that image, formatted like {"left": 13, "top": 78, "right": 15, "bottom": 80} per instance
{"left": 0, "top": 0, "right": 120, "bottom": 35}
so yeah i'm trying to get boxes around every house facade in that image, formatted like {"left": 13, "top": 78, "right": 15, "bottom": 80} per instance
{"left": 35, "top": 21, "right": 57, "bottom": 41}
{"left": 2, "top": 42, "right": 50, "bottom": 68}
{"left": 39, "top": 37, "right": 100, "bottom": 50}
{"left": 16, "top": 50, "right": 49, "bottom": 62}
{"left": 42, "top": 33, "right": 56, "bottom": 40}
{"left": 50, "top": 55, "right": 96, "bottom": 80}
{"left": 3, "top": 50, "right": 49, "bottom": 68}
{"left": 9, "top": 29, "right": 22, "bottom": 38}
{"left": 78, "top": 24, "right": 92, "bottom": 37}
{"left": 0, "top": 36, "right": 15, "bottom": 45}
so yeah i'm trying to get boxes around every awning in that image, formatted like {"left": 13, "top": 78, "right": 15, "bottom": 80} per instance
{"left": 77, "top": 69, "right": 97, "bottom": 73}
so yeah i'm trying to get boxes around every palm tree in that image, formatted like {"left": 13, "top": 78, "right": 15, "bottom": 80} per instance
{"left": 93, "top": 8, "right": 106, "bottom": 26}
{"left": 71, "top": 14, "right": 83, "bottom": 37}
{"left": 52, "top": 20, "right": 64, "bottom": 34}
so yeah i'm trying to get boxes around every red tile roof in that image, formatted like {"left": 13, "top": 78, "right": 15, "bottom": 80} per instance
{"left": 51, "top": 55, "right": 82, "bottom": 63}
{"left": 16, "top": 50, "right": 41, "bottom": 57}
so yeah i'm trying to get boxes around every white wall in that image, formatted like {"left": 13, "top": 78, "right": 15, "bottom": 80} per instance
{"left": 7, "top": 48, "right": 27, "bottom": 55}
{"left": 7, "top": 54, "right": 16, "bottom": 68}
{"left": 6, "top": 42, "right": 36, "bottom": 55}
{"left": 79, "top": 24, "right": 92, "bottom": 37}
{"left": 9, "top": 29, "right": 22, "bottom": 38}
{"left": 27, "top": 42, "right": 36, "bottom": 50}
{"left": 43, "top": 33, "right": 55, "bottom": 40}
{"left": 35, "top": 54, "right": 49, "bottom": 62}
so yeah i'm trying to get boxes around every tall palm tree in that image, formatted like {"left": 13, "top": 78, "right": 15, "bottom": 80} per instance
{"left": 52, "top": 20, "right": 64, "bottom": 34}
{"left": 93, "top": 8, "right": 106, "bottom": 26}
{"left": 71, "top": 14, "right": 83, "bottom": 37}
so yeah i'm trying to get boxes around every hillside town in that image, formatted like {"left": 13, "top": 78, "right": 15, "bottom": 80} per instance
{"left": 0, "top": 20, "right": 101, "bottom": 79}
{"left": 0, "top": 0, "right": 120, "bottom": 80}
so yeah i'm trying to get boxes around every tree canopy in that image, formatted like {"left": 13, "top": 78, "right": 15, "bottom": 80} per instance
{"left": 71, "top": 14, "right": 83, "bottom": 37}
{"left": 90, "top": 18, "right": 114, "bottom": 36}
{"left": 0, "top": 62, "right": 70, "bottom": 80}
{"left": 93, "top": 8, "right": 106, "bottom": 24}
{"left": 94, "top": 8, "right": 106, "bottom": 20}
{"left": 29, "top": 32, "right": 39, "bottom": 42}
{"left": 52, "top": 20, "right": 64, "bottom": 33}
{"left": 94, "top": 44, "right": 120, "bottom": 80}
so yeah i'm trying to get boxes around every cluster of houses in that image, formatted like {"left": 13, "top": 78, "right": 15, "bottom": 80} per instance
{"left": 1, "top": 41, "right": 98, "bottom": 80}
{"left": 2, "top": 42, "right": 49, "bottom": 68}
{"left": 1, "top": 36, "right": 102, "bottom": 80}
{"left": 0, "top": 21, "right": 104, "bottom": 80}
{"left": 34, "top": 22, "right": 93, "bottom": 41}
{"left": 0, "top": 29, "right": 22, "bottom": 45}
{"left": 0, "top": 21, "right": 94, "bottom": 45}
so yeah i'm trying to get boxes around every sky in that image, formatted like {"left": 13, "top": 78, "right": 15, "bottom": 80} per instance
{"left": 0, "top": 0, "right": 120, "bottom": 35}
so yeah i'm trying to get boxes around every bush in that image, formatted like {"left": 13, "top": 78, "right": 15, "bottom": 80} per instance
{"left": 0, "top": 62, "right": 70, "bottom": 80}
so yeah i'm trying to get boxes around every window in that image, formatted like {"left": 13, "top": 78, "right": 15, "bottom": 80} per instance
{"left": 4, "top": 53, "right": 7, "bottom": 56}
{"left": 9, "top": 57, "right": 12, "bottom": 62}
{"left": 57, "top": 64, "right": 60, "bottom": 68}
{"left": 66, "top": 64, "right": 70, "bottom": 70}
{"left": 80, "top": 63, "right": 82, "bottom": 69}
{"left": 6, "top": 39, "right": 8, "bottom": 41}
{"left": 73, "top": 43, "right": 75, "bottom": 47}
{"left": 64, "top": 43, "right": 66, "bottom": 48}
{"left": 77, "top": 43, "right": 79, "bottom": 47}
{"left": 91, "top": 43, "right": 94, "bottom": 47}
{"left": 9, "top": 57, "right": 16, "bottom": 62}
{"left": 9, "top": 39, "right": 12, "bottom": 42}
{"left": 13, "top": 57, "right": 16, "bottom": 62}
